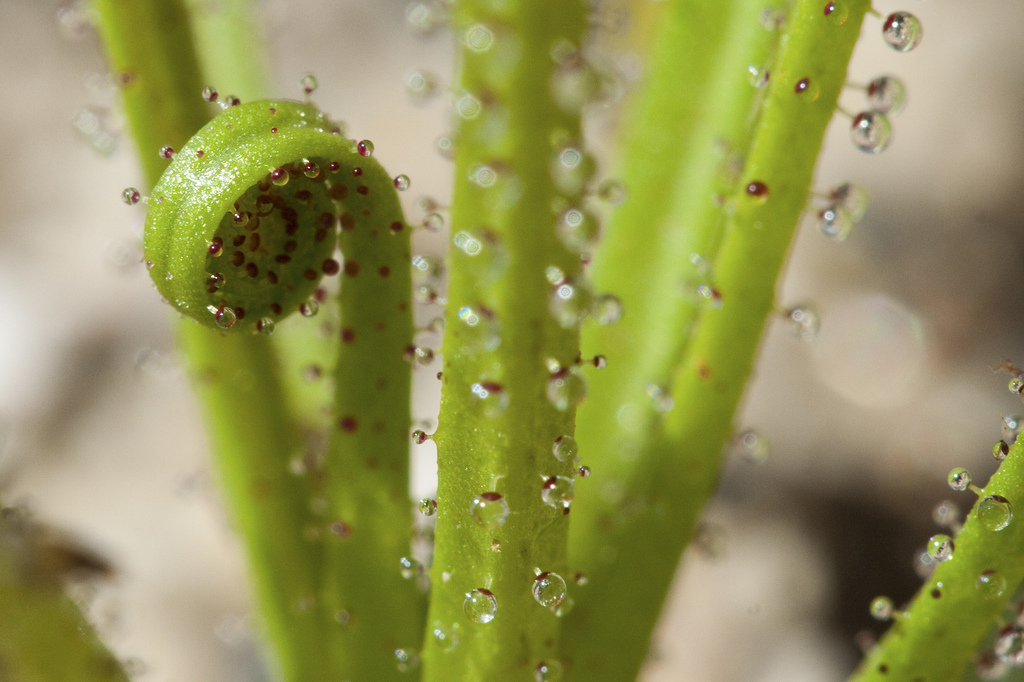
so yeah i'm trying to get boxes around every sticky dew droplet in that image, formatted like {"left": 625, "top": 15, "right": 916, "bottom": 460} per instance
{"left": 932, "top": 500, "right": 961, "bottom": 530}
{"left": 394, "top": 648, "right": 420, "bottom": 672}
{"left": 418, "top": 498, "right": 437, "bottom": 516}
{"left": 432, "top": 625, "right": 459, "bottom": 653}
{"left": 882, "top": 12, "right": 923, "bottom": 53}
{"left": 976, "top": 651, "right": 1007, "bottom": 680}
{"left": 399, "top": 556, "right": 425, "bottom": 580}
{"left": 256, "top": 317, "right": 275, "bottom": 335}
{"left": 202, "top": 85, "right": 219, "bottom": 102}
{"left": 948, "top": 467, "right": 972, "bottom": 492}
{"left": 829, "top": 183, "right": 870, "bottom": 223}
{"left": 532, "top": 572, "right": 567, "bottom": 608}
{"left": 357, "top": 140, "right": 374, "bottom": 157}
{"left": 541, "top": 476, "right": 575, "bottom": 511}
{"left": 1010, "top": 377, "right": 1024, "bottom": 395}
{"left": 550, "top": 280, "right": 594, "bottom": 329}
{"left": 734, "top": 429, "right": 770, "bottom": 464}
{"left": 977, "top": 570, "right": 1007, "bottom": 600}
{"left": 300, "top": 74, "right": 318, "bottom": 95}
{"left": 994, "top": 440, "right": 1010, "bottom": 461}
{"left": 1003, "top": 415, "right": 1024, "bottom": 442}
{"left": 208, "top": 305, "right": 237, "bottom": 329}
{"left": 552, "top": 435, "right": 579, "bottom": 463}
{"left": 406, "top": 69, "right": 440, "bottom": 102}
{"left": 122, "top": 187, "right": 141, "bottom": 205}
{"left": 394, "top": 174, "right": 411, "bottom": 191}
{"left": 747, "top": 65, "right": 769, "bottom": 88}
{"left": 557, "top": 207, "right": 600, "bottom": 252}
{"left": 745, "top": 180, "right": 769, "bottom": 202}
{"left": 412, "top": 430, "right": 431, "bottom": 445}
{"left": 593, "top": 293, "right": 624, "bottom": 324}
{"left": 870, "top": 596, "right": 895, "bottom": 621}
{"left": 996, "top": 625, "right": 1024, "bottom": 667}
{"left": 471, "top": 381, "right": 510, "bottom": 416}
{"left": 535, "top": 660, "right": 564, "bottom": 682}
{"left": 926, "top": 534, "right": 954, "bottom": 562}
{"left": 784, "top": 304, "right": 820, "bottom": 341}
{"left": 818, "top": 205, "right": 854, "bottom": 241}
{"left": 159, "top": 145, "right": 174, "bottom": 159}
{"left": 866, "top": 75, "right": 907, "bottom": 115}
{"left": 823, "top": 0, "right": 848, "bottom": 25}
{"left": 978, "top": 495, "right": 1013, "bottom": 531}
{"left": 299, "top": 299, "right": 319, "bottom": 318}
{"left": 470, "top": 492, "right": 510, "bottom": 529}
{"left": 463, "top": 588, "right": 497, "bottom": 624}
{"left": 547, "top": 368, "right": 587, "bottom": 411}
{"left": 850, "top": 111, "right": 892, "bottom": 153}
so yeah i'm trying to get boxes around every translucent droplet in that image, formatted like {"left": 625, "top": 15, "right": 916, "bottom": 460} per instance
{"left": 455, "top": 92, "right": 482, "bottom": 119}
{"left": 535, "top": 660, "right": 564, "bottom": 682}
{"left": 977, "top": 570, "right": 1007, "bottom": 600}
{"left": 432, "top": 625, "right": 459, "bottom": 652}
{"left": 977, "top": 650, "right": 1009, "bottom": 680}
{"left": 593, "top": 293, "right": 624, "bottom": 324}
{"left": 823, "top": 1, "right": 848, "bottom": 25}
{"left": 552, "top": 435, "right": 579, "bottom": 463}
{"left": 541, "top": 475, "right": 575, "bottom": 510}
{"left": 406, "top": 69, "right": 440, "bottom": 102}
{"left": 993, "top": 440, "right": 1010, "bottom": 461}
{"left": 394, "top": 648, "right": 420, "bottom": 672}
{"left": 645, "top": 384, "right": 674, "bottom": 413}
{"left": 549, "top": 280, "right": 593, "bottom": 328}
{"left": 866, "top": 75, "right": 906, "bottom": 115}
{"left": 592, "top": 355, "right": 608, "bottom": 369}
{"left": 1010, "top": 377, "right": 1024, "bottom": 395}
{"left": 159, "top": 145, "right": 174, "bottom": 159}
{"left": 453, "top": 230, "right": 482, "bottom": 256}
{"left": 419, "top": 498, "right": 437, "bottom": 516}
{"left": 596, "top": 179, "right": 627, "bottom": 205}
{"left": 532, "top": 572, "right": 567, "bottom": 607}
{"left": 734, "top": 429, "right": 770, "bottom": 464}
{"left": 405, "top": 346, "right": 435, "bottom": 365}
{"left": 948, "top": 467, "right": 972, "bottom": 492}
{"left": 784, "top": 304, "right": 820, "bottom": 341}
{"left": 978, "top": 495, "right": 1013, "bottom": 531}
{"left": 745, "top": 180, "right": 769, "bottom": 202}
{"left": 300, "top": 74, "right": 318, "bottom": 95}
{"left": 471, "top": 381, "right": 510, "bottom": 416}
{"left": 577, "top": 465, "right": 591, "bottom": 478}
{"left": 829, "top": 183, "right": 870, "bottom": 223}
{"left": 869, "top": 596, "right": 894, "bottom": 621}
{"left": 470, "top": 492, "right": 510, "bottom": 529}
{"left": 698, "top": 285, "right": 724, "bottom": 309}
{"left": 758, "top": 7, "right": 786, "bottom": 30}
{"left": 299, "top": 299, "right": 319, "bottom": 318}
{"left": 557, "top": 207, "right": 600, "bottom": 252}
{"left": 209, "top": 305, "right": 237, "bottom": 329}
{"left": 547, "top": 368, "right": 587, "bottom": 411}
{"left": 996, "top": 625, "right": 1024, "bottom": 666}
{"left": 256, "top": 317, "right": 275, "bottom": 335}
{"left": 850, "top": 111, "right": 892, "bottom": 153}
{"left": 551, "top": 145, "right": 596, "bottom": 196}
{"left": 202, "top": 85, "right": 219, "bottom": 102}
{"left": 926, "top": 534, "right": 954, "bottom": 562}
{"left": 400, "top": 556, "right": 425, "bottom": 579}
{"left": 932, "top": 500, "right": 960, "bottom": 529}
{"left": 455, "top": 305, "right": 502, "bottom": 354}
{"left": 463, "top": 588, "right": 497, "bottom": 624}
{"left": 271, "top": 167, "right": 289, "bottom": 186}
{"left": 436, "top": 135, "right": 455, "bottom": 160}
{"left": 818, "top": 205, "right": 853, "bottom": 241}
{"left": 412, "top": 430, "right": 431, "bottom": 445}
{"left": 793, "top": 77, "right": 820, "bottom": 100}
{"left": 464, "top": 23, "right": 494, "bottom": 52}
{"left": 1003, "top": 415, "right": 1024, "bottom": 442}
{"left": 357, "top": 140, "right": 374, "bottom": 157}
{"left": 747, "top": 65, "right": 770, "bottom": 88}
{"left": 882, "top": 12, "right": 923, "bottom": 53}
{"left": 394, "top": 174, "right": 411, "bottom": 191}
{"left": 122, "top": 187, "right": 141, "bottom": 205}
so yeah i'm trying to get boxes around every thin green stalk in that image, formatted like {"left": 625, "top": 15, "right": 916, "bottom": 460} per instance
{"left": 92, "top": 2, "right": 325, "bottom": 679}
{"left": 421, "top": 1, "right": 587, "bottom": 679}
{"left": 0, "top": 507, "right": 129, "bottom": 682}
{"left": 565, "top": 2, "right": 870, "bottom": 679}
{"left": 852, "top": 434, "right": 1024, "bottom": 681}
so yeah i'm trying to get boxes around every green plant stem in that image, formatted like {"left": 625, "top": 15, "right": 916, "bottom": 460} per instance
{"left": 92, "top": 2, "right": 326, "bottom": 679}
{"left": 421, "top": 1, "right": 587, "bottom": 679}
{"left": 565, "top": 2, "right": 869, "bottom": 679}
{"left": 0, "top": 508, "right": 129, "bottom": 682}
{"left": 852, "top": 436, "right": 1024, "bottom": 681}
{"left": 320, "top": 158, "right": 424, "bottom": 677}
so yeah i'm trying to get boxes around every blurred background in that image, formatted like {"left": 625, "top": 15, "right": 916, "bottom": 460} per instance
{"left": 0, "top": 0, "right": 1021, "bottom": 680}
